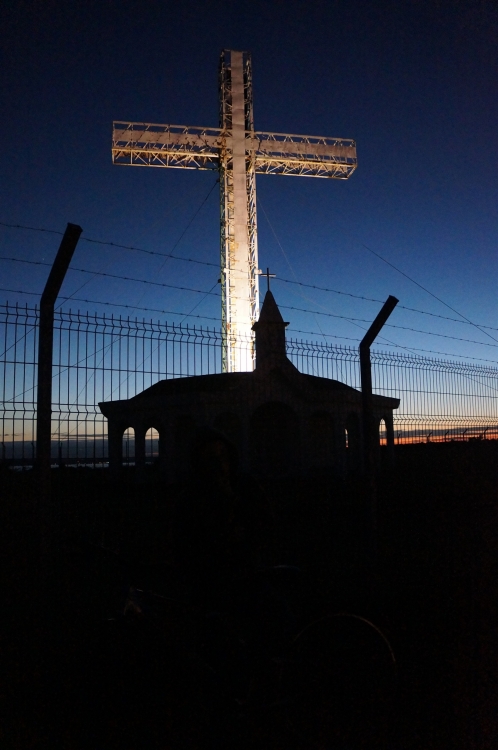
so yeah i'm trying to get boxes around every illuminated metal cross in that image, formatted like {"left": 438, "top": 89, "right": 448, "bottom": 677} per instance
{"left": 112, "top": 49, "right": 357, "bottom": 372}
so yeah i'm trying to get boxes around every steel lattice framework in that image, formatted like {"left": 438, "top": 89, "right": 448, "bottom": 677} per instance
{"left": 112, "top": 50, "right": 357, "bottom": 372}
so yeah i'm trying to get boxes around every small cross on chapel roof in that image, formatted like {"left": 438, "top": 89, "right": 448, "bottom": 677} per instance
{"left": 257, "top": 267, "right": 276, "bottom": 293}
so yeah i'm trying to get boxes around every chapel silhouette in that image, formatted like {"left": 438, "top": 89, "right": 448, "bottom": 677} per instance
{"left": 99, "top": 290, "right": 399, "bottom": 478}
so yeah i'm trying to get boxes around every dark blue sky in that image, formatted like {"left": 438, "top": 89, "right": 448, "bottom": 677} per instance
{"left": 1, "top": 0, "right": 497, "bottom": 363}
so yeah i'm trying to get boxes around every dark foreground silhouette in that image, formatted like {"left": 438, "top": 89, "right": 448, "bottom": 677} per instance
{"left": 2, "top": 439, "right": 497, "bottom": 748}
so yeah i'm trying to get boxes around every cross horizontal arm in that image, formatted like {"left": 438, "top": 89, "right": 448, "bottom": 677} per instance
{"left": 112, "top": 123, "right": 222, "bottom": 170}
{"left": 112, "top": 122, "right": 357, "bottom": 178}
{"left": 253, "top": 131, "right": 357, "bottom": 179}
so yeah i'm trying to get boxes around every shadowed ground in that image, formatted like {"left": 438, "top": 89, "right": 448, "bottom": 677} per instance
{"left": 2, "top": 441, "right": 497, "bottom": 748}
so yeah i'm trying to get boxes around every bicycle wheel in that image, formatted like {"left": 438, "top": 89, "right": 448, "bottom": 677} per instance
{"left": 278, "top": 612, "right": 397, "bottom": 749}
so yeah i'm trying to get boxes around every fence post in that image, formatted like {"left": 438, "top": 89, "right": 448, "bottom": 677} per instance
{"left": 35, "top": 223, "right": 82, "bottom": 612}
{"left": 359, "top": 295, "right": 398, "bottom": 563}
{"left": 36, "top": 223, "right": 82, "bottom": 486}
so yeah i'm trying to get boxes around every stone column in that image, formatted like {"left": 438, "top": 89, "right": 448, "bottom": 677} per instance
{"left": 334, "top": 421, "right": 347, "bottom": 479}
{"left": 107, "top": 421, "right": 124, "bottom": 476}
{"left": 385, "top": 411, "right": 396, "bottom": 468}
{"left": 134, "top": 424, "right": 146, "bottom": 471}
{"left": 158, "top": 420, "right": 172, "bottom": 482}
{"left": 238, "top": 415, "right": 250, "bottom": 473}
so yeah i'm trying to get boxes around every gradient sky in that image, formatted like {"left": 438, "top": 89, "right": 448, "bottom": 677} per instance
{"left": 1, "top": 0, "right": 497, "bottom": 366}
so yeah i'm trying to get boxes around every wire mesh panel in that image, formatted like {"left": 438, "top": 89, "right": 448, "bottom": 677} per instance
{"left": 0, "top": 302, "right": 497, "bottom": 467}
{"left": 287, "top": 338, "right": 361, "bottom": 386}
{"left": 370, "top": 349, "right": 498, "bottom": 443}
{"left": 290, "top": 337, "right": 498, "bottom": 442}
{"left": 0, "top": 304, "right": 223, "bottom": 467}
{"left": 0, "top": 304, "right": 38, "bottom": 466}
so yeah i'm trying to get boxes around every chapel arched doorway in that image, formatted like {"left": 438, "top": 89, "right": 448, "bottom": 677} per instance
{"left": 213, "top": 412, "right": 242, "bottom": 456}
{"left": 145, "top": 426, "right": 160, "bottom": 465}
{"left": 345, "top": 412, "right": 362, "bottom": 472}
{"left": 250, "top": 401, "right": 300, "bottom": 476}
{"left": 308, "top": 411, "right": 335, "bottom": 471}
{"left": 174, "top": 415, "right": 196, "bottom": 475}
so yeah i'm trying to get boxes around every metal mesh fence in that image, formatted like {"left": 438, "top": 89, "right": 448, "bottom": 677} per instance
{"left": 1, "top": 302, "right": 497, "bottom": 466}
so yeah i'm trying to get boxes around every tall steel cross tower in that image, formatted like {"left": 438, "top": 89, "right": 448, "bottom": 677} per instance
{"left": 112, "top": 50, "right": 357, "bottom": 372}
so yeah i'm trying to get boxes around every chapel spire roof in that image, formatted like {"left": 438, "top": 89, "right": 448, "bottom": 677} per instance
{"left": 255, "top": 290, "right": 287, "bottom": 325}
{"left": 252, "top": 290, "right": 289, "bottom": 369}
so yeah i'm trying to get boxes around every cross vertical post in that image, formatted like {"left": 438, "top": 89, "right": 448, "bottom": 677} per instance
{"left": 219, "top": 50, "right": 259, "bottom": 372}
